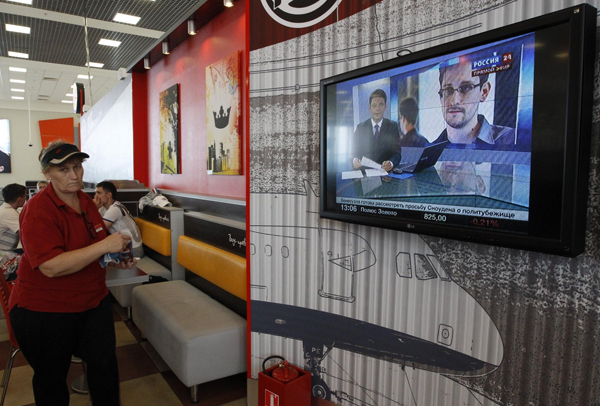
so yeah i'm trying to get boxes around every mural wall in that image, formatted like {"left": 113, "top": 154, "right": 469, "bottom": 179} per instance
{"left": 249, "top": 1, "right": 600, "bottom": 405}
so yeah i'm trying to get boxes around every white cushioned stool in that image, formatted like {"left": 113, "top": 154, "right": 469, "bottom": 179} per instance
{"left": 108, "top": 256, "right": 172, "bottom": 309}
{"left": 131, "top": 280, "right": 246, "bottom": 403}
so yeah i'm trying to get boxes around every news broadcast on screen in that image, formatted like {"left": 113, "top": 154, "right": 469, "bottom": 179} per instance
{"left": 324, "top": 32, "right": 536, "bottom": 235}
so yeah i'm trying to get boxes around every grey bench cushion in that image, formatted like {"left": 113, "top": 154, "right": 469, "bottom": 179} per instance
{"left": 131, "top": 280, "right": 247, "bottom": 387}
{"left": 109, "top": 256, "right": 171, "bottom": 308}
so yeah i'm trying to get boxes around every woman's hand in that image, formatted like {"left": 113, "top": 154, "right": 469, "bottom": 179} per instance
{"left": 112, "top": 256, "right": 138, "bottom": 269}
{"left": 38, "top": 231, "right": 135, "bottom": 278}
{"left": 103, "top": 232, "right": 131, "bottom": 253}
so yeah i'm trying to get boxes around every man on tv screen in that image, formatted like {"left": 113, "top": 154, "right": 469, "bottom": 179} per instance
{"left": 398, "top": 97, "right": 429, "bottom": 147}
{"left": 351, "top": 89, "right": 401, "bottom": 172}
{"left": 433, "top": 61, "right": 515, "bottom": 146}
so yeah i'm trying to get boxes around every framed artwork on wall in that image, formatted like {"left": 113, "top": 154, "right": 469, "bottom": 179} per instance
{"left": 160, "top": 83, "right": 180, "bottom": 174}
{"left": 0, "top": 119, "right": 11, "bottom": 173}
{"left": 206, "top": 50, "right": 242, "bottom": 175}
{"left": 39, "top": 118, "right": 75, "bottom": 148}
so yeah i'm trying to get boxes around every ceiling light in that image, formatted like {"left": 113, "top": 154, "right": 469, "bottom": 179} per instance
{"left": 11, "top": 96, "right": 24, "bottom": 100}
{"left": 5, "top": 24, "right": 30, "bottom": 34}
{"left": 144, "top": 56, "right": 151, "bottom": 70}
{"left": 11, "top": 88, "right": 25, "bottom": 92}
{"left": 162, "top": 39, "right": 170, "bottom": 55}
{"left": 7, "top": 0, "right": 32, "bottom": 4}
{"left": 85, "top": 62, "right": 104, "bottom": 68}
{"left": 61, "top": 100, "right": 72, "bottom": 104}
{"left": 99, "top": 38, "right": 121, "bottom": 47}
{"left": 10, "top": 79, "right": 25, "bottom": 84}
{"left": 224, "top": 0, "right": 234, "bottom": 7}
{"left": 66, "top": 93, "right": 73, "bottom": 97}
{"left": 188, "top": 19, "right": 197, "bottom": 35}
{"left": 77, "top": 75, "right": 93, "bottom": 80}
{"left": 113, "top": 13, "right": 141, "bottom": 25}
{"left": 8, "top": 51, "right": 28, "bottom": 59}
{"left": 9, "top": 67, "right": 26, "bottom": 73}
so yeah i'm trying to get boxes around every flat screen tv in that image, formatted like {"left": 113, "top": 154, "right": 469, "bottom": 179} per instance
{"left": 320, "top": 4, "right": 596, "bottom": 257}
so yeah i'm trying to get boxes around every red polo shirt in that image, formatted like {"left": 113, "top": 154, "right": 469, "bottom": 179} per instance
{"left": 9, "top": 184, "right": 109, "bottom": 313}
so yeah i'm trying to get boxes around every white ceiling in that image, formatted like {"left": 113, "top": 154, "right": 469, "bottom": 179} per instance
{"left": 0, "top": 56, "right": 121, "bottom": 113}
{"left": 0, "top": 0, "right": 206, "bottom": 113}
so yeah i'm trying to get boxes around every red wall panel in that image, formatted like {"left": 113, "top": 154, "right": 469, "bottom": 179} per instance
{"left": 249, "top": 0, "right": 380, "bottom": 50}
{"left": 38, "top": 117, "right": 75, "bottom": 148}
{"left": 132, "top": 72, "right": 149, "bottom": 186}
{"left": 138, "top": 1, "right": 246, "bottom": 198}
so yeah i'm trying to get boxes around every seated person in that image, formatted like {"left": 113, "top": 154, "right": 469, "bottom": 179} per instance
{"left": 0, "top": 183, "right": 27, "bottom": 254}
{"left": 94, "top": 181, "right": 145, "bottom": 258}
{"left": 37, "top": 180, "right": 49, "bottom": 191}
{"left": 351, "top": 89, "right": 401, "bottom": 172}
{"left": 399, "top": 97, "right": 429, "bottom": 147}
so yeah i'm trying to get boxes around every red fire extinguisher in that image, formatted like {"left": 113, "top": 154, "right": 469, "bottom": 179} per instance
{"left": 264, "top": 356, "right": 299, "bottom": 382}
{"left": 258, "top": 355, "right": 311, "bottom": 406}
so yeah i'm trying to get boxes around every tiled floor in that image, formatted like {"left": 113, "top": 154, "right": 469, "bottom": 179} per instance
{"left": 0, "top": 296, "right": 247, "bottom": 406}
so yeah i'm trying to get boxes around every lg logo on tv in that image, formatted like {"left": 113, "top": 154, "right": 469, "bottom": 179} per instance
{"left": 261, "top": 0, "right": 343, "bottom": 28}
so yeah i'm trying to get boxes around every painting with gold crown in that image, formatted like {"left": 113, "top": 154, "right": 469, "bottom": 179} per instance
{"left": 206, "top": 50, "right": 242, "bottom": 175}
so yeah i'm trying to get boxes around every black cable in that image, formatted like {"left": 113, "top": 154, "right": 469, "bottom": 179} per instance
{"left": 373, "top": 3, "right": 385, "bottom": 62}
{"left": 402, "top": 366, "right": 418, "bottom": 406}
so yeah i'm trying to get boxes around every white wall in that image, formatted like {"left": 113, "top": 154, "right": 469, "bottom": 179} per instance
{"left": 0, "top": 108, "right": 79, "bottom": 186}
{"left": 80, "top": 76, "right": 133, "bottom": 184}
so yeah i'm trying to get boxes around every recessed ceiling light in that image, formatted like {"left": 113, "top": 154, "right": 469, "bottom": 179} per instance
{"left": 98, "top": 38, "right": 121, "bottom": 47}
{"left": 77, "top": 75, "right": 93, "bottom": 80}
{"left": 85, "top": 62, "right": 104, "bottom": 68}
{"left": 8, "top": 51, "right": 29, "bottom": 59}
{"left": 11, "top": 96, "right": 24, "bottom": 100}
{"left": 10, "top": 79, "right": 25, "bottom": 84}
{"left": 11, "top": 88, "right": 25, "bottom": 92}
{"left": 5, "top": 24, "right": 31, "bottom": 34}
{"left": 7, "top": 0, "right": 32, "bottom": 4}
{"left": 61, "top": 100, "right": 72, "bottom": 104}
{"left": 9, "top": 67, "right": 26, "bottom": 73}
{"left": 188, "top": 20, "right": 197, "bottom": 35}
{"left": 113, "top": 13, "right": 141, "bottom": 25}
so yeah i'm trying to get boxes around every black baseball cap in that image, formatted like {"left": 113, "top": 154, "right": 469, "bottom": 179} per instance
{"left": 41, "top": 143, "right": 89, "bottom": 165}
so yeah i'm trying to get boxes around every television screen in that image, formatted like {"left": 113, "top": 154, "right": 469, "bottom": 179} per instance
{"left": 320, "top": 4, "right": 596, "bottom": 257}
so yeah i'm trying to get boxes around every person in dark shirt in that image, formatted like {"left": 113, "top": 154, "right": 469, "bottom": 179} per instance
{"left": 433, "top": 61, "right": 515, "bottom": 146}
{"left": 398, "top": 97, "right": 429, "bottom": 147}
{"left": 351, "top": 89, "right": 401, "bottom": 172}
{"left": 0, "top": 150, "right": 11, "bottom": 173}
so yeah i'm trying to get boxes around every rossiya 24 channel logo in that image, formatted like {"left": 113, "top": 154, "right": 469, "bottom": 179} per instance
{"left": 261, "top": 0, "right": 343, "bottom": 28}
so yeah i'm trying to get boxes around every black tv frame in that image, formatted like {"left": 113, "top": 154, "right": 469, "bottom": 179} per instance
{"left": 319, "top": 4, "right": 596, "bottom": 257}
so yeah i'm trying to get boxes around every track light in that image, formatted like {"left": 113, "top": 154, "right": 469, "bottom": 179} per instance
{"left": 162, "top": 39, "right": 170, "bottom": 55}
{"left": 187, "top": 19, "right": 197, "bottom": 35}
{"left": 224, "top": 0, "right": 234, "bottom": 7}
{"left": 144, "top": 56, "right": 151, "bottom": 70}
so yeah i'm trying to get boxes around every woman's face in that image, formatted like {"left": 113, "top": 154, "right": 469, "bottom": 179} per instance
{"left": 44, "top": 158, "right": 84, "bottom": 195}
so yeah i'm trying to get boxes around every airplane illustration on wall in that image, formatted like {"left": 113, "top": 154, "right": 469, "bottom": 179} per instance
{"left": 250, "top": 181, "right": 504, "bottom": 405}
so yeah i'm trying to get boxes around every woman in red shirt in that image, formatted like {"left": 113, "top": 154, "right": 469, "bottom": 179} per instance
{"left": 9, "top": 141, "right": 134, "bottom": 406}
